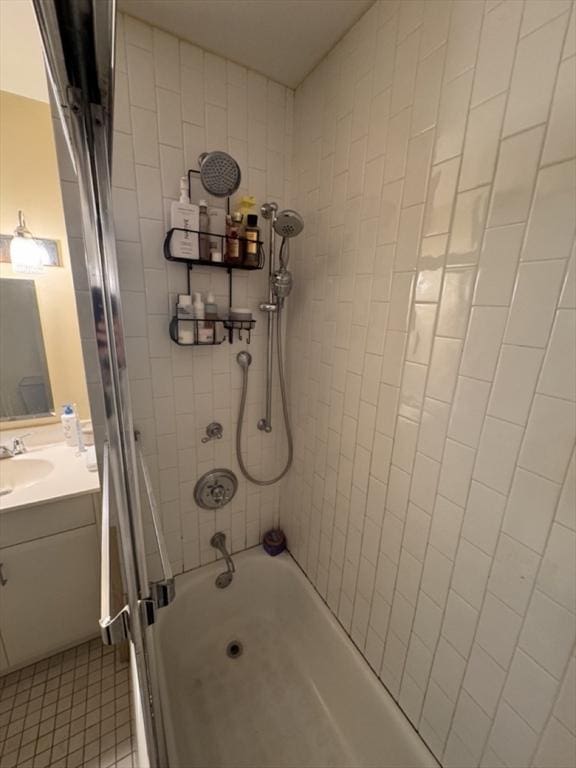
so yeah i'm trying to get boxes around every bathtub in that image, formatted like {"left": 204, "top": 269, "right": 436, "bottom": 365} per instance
{"left": 156, "top": 547, "right": 437, "bottom": 768}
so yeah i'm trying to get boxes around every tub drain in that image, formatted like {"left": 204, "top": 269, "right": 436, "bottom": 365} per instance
{"left": 226, "top": 640, "right": 243, "bottom": 659}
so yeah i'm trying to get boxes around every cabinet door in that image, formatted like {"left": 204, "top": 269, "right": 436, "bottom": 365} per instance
{"left": 0, "top": 525, "right": 99, "bottom": 667}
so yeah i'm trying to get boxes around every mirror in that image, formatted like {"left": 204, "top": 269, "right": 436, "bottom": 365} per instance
{"left": 0, "top": 278, "right": 55, "bottom": 420}
{"left": 0, "top": 86, "right": 90, "bottom": 428}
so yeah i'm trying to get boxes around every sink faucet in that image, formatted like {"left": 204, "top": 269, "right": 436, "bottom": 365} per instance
{"left": 12, "top": 434, "right": 30, "bottom": 455}
{"left": 0, "top": 434, "right": 31, "bottom": 459}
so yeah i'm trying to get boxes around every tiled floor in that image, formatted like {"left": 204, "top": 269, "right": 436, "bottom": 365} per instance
{"left": 0, "top": 639, "right": 136, "bottom": 768}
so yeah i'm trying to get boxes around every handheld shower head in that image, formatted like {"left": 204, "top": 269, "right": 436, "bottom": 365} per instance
{"left": 236, "top": 351, "right": 252, "bottom": 368}
{"left": 273, "top": 209, "right": 304, "bottom": 239}
{"left": 273, "top": 209, "right": 304, "bottom": 271}
{"left": 198, "top": 151, "right": 241, "bottom": 197}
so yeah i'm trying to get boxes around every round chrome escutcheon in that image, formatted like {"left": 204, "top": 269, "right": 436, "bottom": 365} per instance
{"left": 194, "top": 468, "right": 238, "bottom": 510}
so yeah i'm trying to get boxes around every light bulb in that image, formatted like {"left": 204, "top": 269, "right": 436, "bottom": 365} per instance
{"left": 9, "top": 210, "right": 44, "bottom": 274}
{"left": 10, "top": 235, "right": 44, "bottom": 273}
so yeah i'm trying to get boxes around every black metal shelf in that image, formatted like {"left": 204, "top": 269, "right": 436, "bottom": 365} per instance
{"left": 169, "top": 315, "right": 256, "bottom": 346}
{"left": 165, "top": 168, "right": 263, "bottom": 347}
{"left": 164, "top": 228, "right": 265, "bottom": 270}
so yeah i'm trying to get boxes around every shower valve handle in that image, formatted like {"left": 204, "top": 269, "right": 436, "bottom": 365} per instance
{"left": 201, "top": 422, "right": 223, "bottom": 443}
{"left": 211, "top": 484, "right": 227, "bottom": 504}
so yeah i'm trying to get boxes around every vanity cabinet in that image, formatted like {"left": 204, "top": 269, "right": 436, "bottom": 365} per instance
{"left": 0, "top": 492, "right": 100, "bottom": 669}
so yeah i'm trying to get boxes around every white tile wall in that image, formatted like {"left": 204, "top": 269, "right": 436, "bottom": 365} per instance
{"left": 118, "top": 12, "right": 297, "bottom": 570}
{"left": 57, "top": 14, "right": 294, "bottom": 574}
{"left": 282, "top": 2, "right": 576, "bottom": 767}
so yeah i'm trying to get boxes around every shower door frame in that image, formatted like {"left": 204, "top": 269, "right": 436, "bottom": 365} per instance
{"left": 31, "top": 1, "right": 169, "bottom": 765}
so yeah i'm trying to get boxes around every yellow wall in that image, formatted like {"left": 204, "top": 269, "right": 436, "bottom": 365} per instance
{"left": 0, "top": 90, "right": 90, "bottom": 427}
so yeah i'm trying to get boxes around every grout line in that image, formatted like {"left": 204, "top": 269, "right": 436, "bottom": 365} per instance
{"left": 530, "top": 637, "right": 576, "bottom": 765}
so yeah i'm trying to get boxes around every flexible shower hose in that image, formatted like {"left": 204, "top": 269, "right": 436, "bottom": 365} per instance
{"left": 236, "top": 308, "right": 293, "bottom": 485}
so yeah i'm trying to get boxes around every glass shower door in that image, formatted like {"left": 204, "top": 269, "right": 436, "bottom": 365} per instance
{"left": 31, "top": 1, "right": 173, "bottom": 765}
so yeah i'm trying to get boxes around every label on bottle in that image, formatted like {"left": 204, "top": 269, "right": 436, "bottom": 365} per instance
{"left": 208, "top": 207, "right": 226, "bottom": 253}
{"left": 171, "top": 204, "right": 199, "bottom": 259}
{"left": 62, "top": 415, "right": 78, "bottom": 446}
{"left": 227, "top": 235, "right": 240, "bottom": 262}
{"left": 244, "top": 229, "right": 259, "bottom": 265}
{"left": 198, "top": 322, "right": 214, "bottom": 343}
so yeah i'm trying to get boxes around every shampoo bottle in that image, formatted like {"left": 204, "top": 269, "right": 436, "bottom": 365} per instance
{"left": 192, "top": 292, "right": 205, "bottom": 344}
{"left": 192, "top": 292, "right": 205, "bottom": 319}
{"left": 177, "top": 294, "right": 194, "bottom": 344}
{"left": 208, "top": 205, "right": 226, "bottom": 254}
{"left": 198, "top": 200, "right": 210, "bottom": 261}
{"left": 204, "top": 292, "right": 218, "bottom": 342}
{"left": 225, "top": 212, "right": 243, "bottom": 263}
{"left": 170, "top": 177, "right": 199, "bottom": 259}
{"left": 244, "top": 214, "right": 260, "bottom": 267}
{"left": 205, "top": 291, "right": 218, "bottom": 318}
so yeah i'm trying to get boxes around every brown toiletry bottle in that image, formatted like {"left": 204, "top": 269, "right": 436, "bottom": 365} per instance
{"left": 244, "top": 214, "right": 260, "bottom": 267}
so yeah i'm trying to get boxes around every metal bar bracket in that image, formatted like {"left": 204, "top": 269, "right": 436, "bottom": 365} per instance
{"left": 151, "top": 579, "right": 176, "bottom": 609}
{"left": 139, "top": 597, "right": 157, "bottom": 629}
{"left": 135, "top": 431, "right": 176, "bottom": 611}
{"left": 100, "top": 606, "right": 130, "bottom": 646}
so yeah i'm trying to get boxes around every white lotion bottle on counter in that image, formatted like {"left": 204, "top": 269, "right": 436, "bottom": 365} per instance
{"left": 61, "top": 404, "right": 78, "bottom": 446}
{"left": 170, "top": 177, "right": 199, "bottom": 259}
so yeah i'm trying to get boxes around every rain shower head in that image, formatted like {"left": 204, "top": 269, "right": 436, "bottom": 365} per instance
{"left": 273, "top": 209, "right": 304, "bottom": 239}
{"left": 198, "top": 151, "right": 241, "bottom": 197}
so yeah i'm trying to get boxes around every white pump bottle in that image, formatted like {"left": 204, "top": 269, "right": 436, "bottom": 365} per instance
{"left": 170, "top": 176, "right": 199, "bottom": 259}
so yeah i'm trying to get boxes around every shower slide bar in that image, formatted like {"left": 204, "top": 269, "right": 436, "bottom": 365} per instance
{"left": 99, "top": 440, "right": 175, "bottom": 646}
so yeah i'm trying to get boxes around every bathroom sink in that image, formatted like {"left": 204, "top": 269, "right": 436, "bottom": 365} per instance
{"left": 0, "top": 458, "right": 54, "bottom": 496}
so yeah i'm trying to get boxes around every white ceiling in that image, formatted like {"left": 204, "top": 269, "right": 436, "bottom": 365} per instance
{"left": 117, "top": 0, "right": 374, "bottom": 88}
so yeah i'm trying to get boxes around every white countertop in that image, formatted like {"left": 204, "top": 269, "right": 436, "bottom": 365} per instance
{"left": 0, "top": 438, "right": 100, "bottom": 512}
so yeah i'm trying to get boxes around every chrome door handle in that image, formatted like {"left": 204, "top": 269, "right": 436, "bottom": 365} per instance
{"left": 0, "top": 563, "right": 7, "bottom": 586}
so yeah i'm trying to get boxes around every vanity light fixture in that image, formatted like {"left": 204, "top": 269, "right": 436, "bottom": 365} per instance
{"left": 10, "top": 210, "right": 45, "bottom": 274}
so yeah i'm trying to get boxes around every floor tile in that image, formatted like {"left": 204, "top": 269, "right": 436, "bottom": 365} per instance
{"left": 0, "top": 642, "right": 136, "bottom": 768}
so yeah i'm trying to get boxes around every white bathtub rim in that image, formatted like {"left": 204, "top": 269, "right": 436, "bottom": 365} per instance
{"left": 162, "top": 545, "right": 439, "bottom": 768}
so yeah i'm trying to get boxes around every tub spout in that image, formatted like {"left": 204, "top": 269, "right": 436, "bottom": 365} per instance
{"left": 210, "top": 531, "right": 235, "bottom": 588}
